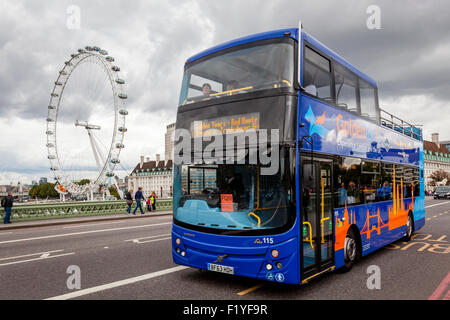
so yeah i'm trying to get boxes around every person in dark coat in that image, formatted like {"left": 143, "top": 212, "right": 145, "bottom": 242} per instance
{"left": 125, "top": 189, "right": 133, "bottom": 214}
{"left": 133, "top": 187, "right": 145, "bottom": 215}
{"left": 2, "top": 192, "right": 14, "bottom": 224}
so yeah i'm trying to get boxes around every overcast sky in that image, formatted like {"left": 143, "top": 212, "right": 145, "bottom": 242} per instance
{"left": 1, "top": 0, "right": 450, "bottom": 185}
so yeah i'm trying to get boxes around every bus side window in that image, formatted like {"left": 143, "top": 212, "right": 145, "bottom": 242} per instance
{"left": 359, "top": 79, "right": 378, "bottom": 121}
{"left": 303, "top": 47, "right": 332, "bottom": 101}
{"left": 334, "top": 63, "right": 358, "bottom": 113}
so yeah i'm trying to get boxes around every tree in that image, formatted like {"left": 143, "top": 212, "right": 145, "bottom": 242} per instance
{"left": 29, "top": 185, "right": 39, "bottom": 198}
{"left": 28, "top": 183, "right": 59, "bottom": 199}
{"left": 75, "top": 179, "right": 91, "bottom": 186}
{"left": 108, "top": 186, "right": 120, "bottom": 199}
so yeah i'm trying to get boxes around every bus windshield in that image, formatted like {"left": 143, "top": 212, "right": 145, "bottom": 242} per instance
{"left": 178, "top": 39, "right": 294, "bottom": 106}
{"left": 173, "top": 163, "right": 290, "bottom": 234}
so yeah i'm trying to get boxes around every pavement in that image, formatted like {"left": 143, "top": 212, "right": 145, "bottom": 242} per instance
{"left": 0, "top": 210, "right": 172, "bottom": 230}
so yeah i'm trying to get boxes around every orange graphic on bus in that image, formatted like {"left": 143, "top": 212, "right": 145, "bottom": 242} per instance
{"left": 335, "top": 165, "right": 415, "bottom": 251}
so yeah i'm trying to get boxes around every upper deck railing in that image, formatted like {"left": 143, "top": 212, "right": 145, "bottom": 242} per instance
{"left": 379, "top": 109, "right": 422, "bottom": 141}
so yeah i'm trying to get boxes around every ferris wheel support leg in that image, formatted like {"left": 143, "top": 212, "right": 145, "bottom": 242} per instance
{"left": 87, "top": 129, "right": 104, "bottom": 173}
{"left": 112, "top": 178, "right": 123, "bottom": 200}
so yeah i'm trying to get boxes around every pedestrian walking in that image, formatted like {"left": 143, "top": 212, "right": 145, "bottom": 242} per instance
{"left": 1, "top": 191, "right": 14, "bottom": 224}
{"left": 125, "top": 189, "right": 133, "bottom": 214}
{"left": 133, "top": 187, "right": 145, "bottom": 215}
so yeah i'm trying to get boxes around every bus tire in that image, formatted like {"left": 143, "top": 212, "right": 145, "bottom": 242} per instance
{"left": 339, "top": 228, "right": 360, "bottom": 273}
{"left": 402, "top": 212, "right": 414, "bottom": 242}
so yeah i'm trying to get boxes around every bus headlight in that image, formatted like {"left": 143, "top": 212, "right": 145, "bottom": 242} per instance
{"left": 176, "top": 238, "right": 181, "bottom": 245}
{"left": 265, "top": 263, "right": 273, "bottom": 271}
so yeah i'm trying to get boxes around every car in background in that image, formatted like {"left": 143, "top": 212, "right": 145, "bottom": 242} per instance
{"left": 433, "top": 186, "right": 450, "bottom": 199}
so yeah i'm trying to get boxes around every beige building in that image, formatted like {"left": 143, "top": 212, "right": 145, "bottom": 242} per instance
{"left": 127, "top": 155, "right": 173, "bottom": 198}
{"left": 128, "top": 123, "right": 175, "bottom": 198}
{"left": 424, "top": 133, "right": 450, "bottom": 192}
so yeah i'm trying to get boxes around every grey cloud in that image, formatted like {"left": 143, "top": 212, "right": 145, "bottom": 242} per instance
{"left": 2, "top": 0, "right": 450, "bottom": 183}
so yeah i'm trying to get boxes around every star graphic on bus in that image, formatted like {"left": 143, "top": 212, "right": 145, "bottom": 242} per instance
{"left": 304, "top": 105, "right": 329, "bottom": 138}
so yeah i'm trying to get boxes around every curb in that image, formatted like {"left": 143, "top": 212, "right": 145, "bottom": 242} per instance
{"left": 0, "top": 211, "right": 172, "bottom": 231}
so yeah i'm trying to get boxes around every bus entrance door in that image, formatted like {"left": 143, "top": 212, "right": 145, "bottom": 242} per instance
{"left": 300, "top": 160, "right": 335, "bottom": 282}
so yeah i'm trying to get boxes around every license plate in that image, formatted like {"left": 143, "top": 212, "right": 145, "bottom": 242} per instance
{"left": 207, "top": 263, "right": 234, "bottom": 275}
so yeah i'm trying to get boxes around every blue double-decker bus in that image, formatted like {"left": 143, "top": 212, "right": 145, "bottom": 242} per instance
{"left": 171, "top": 22, "right": 425, "bottom": 284}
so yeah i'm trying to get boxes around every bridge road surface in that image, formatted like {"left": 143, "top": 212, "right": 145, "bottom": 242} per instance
{"left": 0, "top": 198, "right": 448, "bottom": 300}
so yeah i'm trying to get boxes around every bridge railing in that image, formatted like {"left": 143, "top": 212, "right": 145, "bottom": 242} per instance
{"left": 0, "top": 199, "right": 173, "bottom": 222}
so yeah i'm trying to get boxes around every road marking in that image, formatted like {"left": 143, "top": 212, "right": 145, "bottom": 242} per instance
{"left": 429, "top": 272, "right": 450, "bottom": 300}
{"left": 125, "top": 234, "right": 171, "bottom": 244}
{"left": 131, "top": 237, "right": 171, "bottom": 244}
{"left": 426, "top": 218, "right": 431, "bottom": 221}
{"left": 237, "top": 284, "right": 265, "bottom": 296}
{"left": 0, "top": 250, "right": 64, "bottom": 261}
{"left": 44, "top": 265, "right": 189, "bottom": 300}
{"left": 425, "top": 201, "right": 450, "bottom": 208}
{"left": 62, "top": 221, "right": 126, "bottom": 229}
{"left": 0, "top": 252, "right": 75, "bottom": 267}
{"left": 433, "top": 215, "right": 438, "bottom": 218}
{"left": 0, "top": 222, "right": 172, "bottom": 245}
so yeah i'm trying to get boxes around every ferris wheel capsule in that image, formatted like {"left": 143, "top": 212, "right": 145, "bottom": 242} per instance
{"left": 51, "top": 93, "right": 59, "bottom": 97}
{"left": 99, "top": 49, "right": 108, "bottom": 55}
{"left": 110, "top": 158, "right": 120, "bottom": 164}
{"left": 111, "top": 66, "right": 120, "bottom": 72}
{"left": 60, "top": 71, "right": 68, "bottom": 76}
{"left": 119, "top": 109, "right": 128, "bottom": 115}
{"left": 46, "top": 143, "right": 55, "bottom": 148}
{"left": 78, "top": 48, "right": 86, "bottom": 53}
{"left": 48, "top": 155, "right": 56, "bottom": 160}
{"left": 106, "top": 172, "right": 115, "bottom": 177}
{"left": 106, "top": 56, "right": 115, "bottom": 62}
{"left": 85, "top": 46, "right": 93, "bottom": 51}
{"left": 118, "top": 93, "right": 127, "bottom": 99}
{"left": 50, "top": 166, "right": 59, "bottom": 171}
{"left": 65, "top": 61, "right": 72, "bottom": 66}
{"left": 115, "top": 143, "right": 125, "bottom": 149}
{"left": 55, "top": 81, "right": 63, "bottom": 86}
{"left": 48, "top": 105, "right": 56, "bottom": 110}
{"left": 46, "top": 117, "right": 54, "bottom": 122}
{"left": 118, "top": 127, "right": 127, "bottom": 133}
